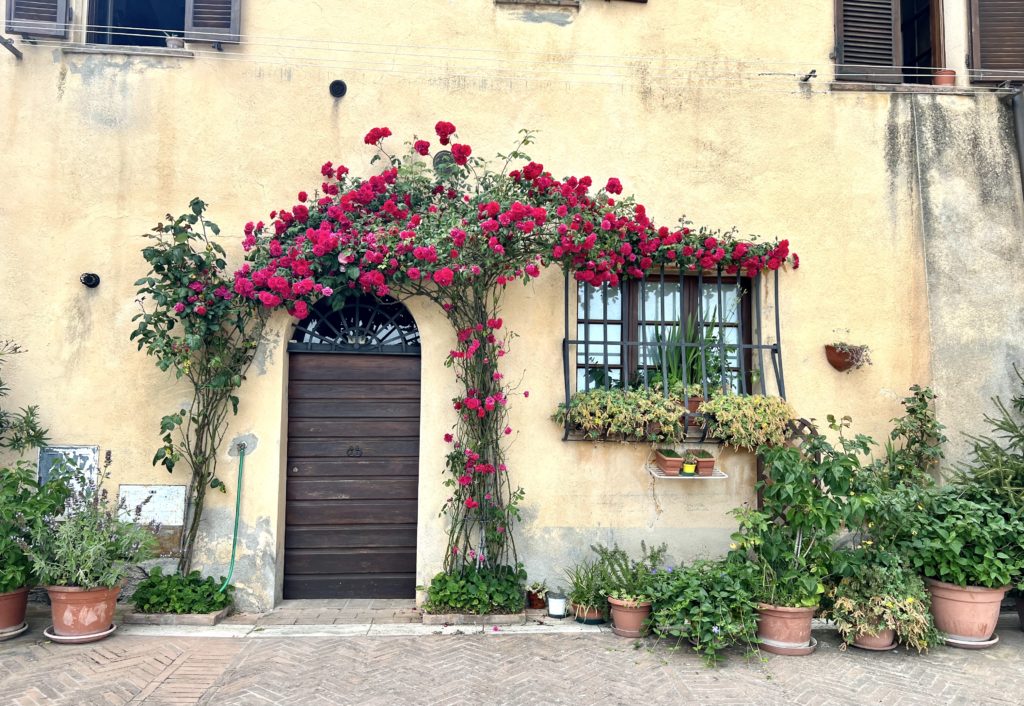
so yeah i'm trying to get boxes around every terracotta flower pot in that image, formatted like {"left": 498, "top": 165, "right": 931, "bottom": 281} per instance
{"left": 695, "top": 457, "right": 715, "bottom": 476}
{"left": 854, "top": 628, "right": 896, "bottom": 649}
{"left": 824, "top": 345, "right": 854, "bottom": 372}
{"left": 685, "top": 397, "right": 704, "bottom": 427}
{"left": 756, "top": 603, "right": 816, "bottom": 655}
{"left": 654, "top": 450, "right": 683, "bottom": 476}
{"left": 526, "top": 591, "right": 546, "bottom": 610}
{"left": 46, "top": 585, "right": 120, "bottom": 638}
{"left": 0, "top": 587, "right": 29, "bottom": 632}
{"left": 933, "top": 69, "right": 956, "bottom": 86}
{"left": 925, "top": 578, "right": 1007, "bottom": 643}
{"left": 608, "top": 597, "right": 651, "bottom": 638}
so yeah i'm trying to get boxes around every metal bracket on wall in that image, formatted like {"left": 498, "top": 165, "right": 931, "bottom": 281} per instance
{"left": 0, "top": 35, "right": 22, "bottom": 60}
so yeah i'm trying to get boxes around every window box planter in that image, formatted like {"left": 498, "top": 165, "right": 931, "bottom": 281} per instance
{"left": 654, "top": 449, "right": 683, "bottom": 475}
{"left": 123, "top": 605, "right": 231, "bottom": 626}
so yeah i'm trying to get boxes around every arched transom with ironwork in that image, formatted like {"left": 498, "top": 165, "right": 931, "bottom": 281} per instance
{"left": 288, "top": 294, "right": 420, "bottom": 355}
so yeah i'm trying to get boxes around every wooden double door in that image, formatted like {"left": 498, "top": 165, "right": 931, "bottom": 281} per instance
{"left": 284, "top": 353, "right": 420, "bottom": 598}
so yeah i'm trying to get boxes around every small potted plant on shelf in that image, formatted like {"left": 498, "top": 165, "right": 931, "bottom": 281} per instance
{"left": 729, "top": 417, "right": 871, "bottom": 655}
{"left": 825, "top": 555, "right": 940, "bottom": 651}
{"left": 686, "top": 449, "right": 716, "bottom": 476}
{"left": 27, "top": 468, "right": 155, "bottom": 643}
{"left": 564, "top": 559, "right": 605, "bottom": 624}
{"left": 825, "top": 330, "right": 872, "bottom": 372}
{"left": 525, "top": 580, "right": 548, "bottom": 610}
{"left": 682, "top": 453, "right": 697, "bottom": 475}
{"left": 0, "top": 462, "right": 71, "bottom": 641}
{"left": 593, "top": 541, "right": 667, "bottom": 638}
{"left": 654, "top": 448, "right": 683, "bottom": 475}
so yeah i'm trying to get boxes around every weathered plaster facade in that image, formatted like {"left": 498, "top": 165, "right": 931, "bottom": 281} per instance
{"left": 1, "top": 0, "right": 1020, "bottom": 610}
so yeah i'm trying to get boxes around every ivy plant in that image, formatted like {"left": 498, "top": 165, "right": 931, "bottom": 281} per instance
{"left": 132, "top": 566, "right": 234, "bottom": 614}
{"left": 420, "top": 564, "right": 526, "bottom": 615}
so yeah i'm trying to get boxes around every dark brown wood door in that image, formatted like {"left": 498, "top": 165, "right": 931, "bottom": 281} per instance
{"left": 284, "top": 353, "right": 420, "bottom": 598}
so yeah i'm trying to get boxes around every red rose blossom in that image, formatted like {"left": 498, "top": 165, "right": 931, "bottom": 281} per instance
{"left": 451, "top": 143, "right": 472, "bottom": 166}
{"left": 435, "top": 121, "right": 456, "bottom": 145}
{"left": 414, "top": 140, "right": 430, "bottom": 156}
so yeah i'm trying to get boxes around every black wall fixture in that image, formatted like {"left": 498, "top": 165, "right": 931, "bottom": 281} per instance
{"left": 329, "top": 80, "right": 348, "bottom": 98}
{"left": 80, "top": 273, "right": 101, "bottom": 288}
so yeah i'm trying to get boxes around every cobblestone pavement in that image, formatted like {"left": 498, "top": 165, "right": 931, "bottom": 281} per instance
{"left": 1, "top": 614, "right": 1021, "bottom": 705}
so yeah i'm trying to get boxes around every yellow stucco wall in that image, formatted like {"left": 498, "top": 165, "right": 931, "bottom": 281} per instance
{"left": 2, "top": 0, "right": 1006, "bottom": 609}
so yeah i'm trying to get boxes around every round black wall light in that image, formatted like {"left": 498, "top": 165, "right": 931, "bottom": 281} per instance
{"left": 80, "top": 273, "right": 101, "bottom": 288}
{"left": 329, "top": 80, "right": 347, "bottom": 98}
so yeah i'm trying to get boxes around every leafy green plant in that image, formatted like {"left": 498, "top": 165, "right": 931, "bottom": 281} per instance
{"left": 0, "top": 340, "right": 49, "bottom": 453}
{"left": 0, "top": 461, "right": 72, "bottom": 594}
{"left": 592, "top": 541, "right": 667, "bottom": 604}
{"left": 824, "top": 558, "right": 939, "bottom": 652}
{"left": 563, "top": 559, "right": 605, "bottom": 618}
{"left": 132, "top": 567, "right": 234, "bottom": 614}
{"left": 28, "top": 467, "right": 155, "bottom": 589}
{"left": 525, "top": 579, "right": 548, "bottom": 600}
{"left": 131, "top": 199, "right": 267, "bottom": 573}
{"left": 873, "top": 385, "right": 946, "bottom": 488}
{"left": 699, "top": 393, "right": 795, "bottom": 450}
{"left": 955, "top": 366, "right": 1024, "bottom": 512}
{"left": 729, "top": 415, "right": 874, "bottom": 607}
{"left": 420, "top": 565, "right": 526, "bottom": 615}
{"left": 649, "top": 559, "right": 759, "bottom": 666}
{"left": 871, "top": 485, "right": 1024, "bottom": 589}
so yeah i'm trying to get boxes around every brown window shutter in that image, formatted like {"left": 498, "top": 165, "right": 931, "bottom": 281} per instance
{"left": 835, "top": 0, "right": 902, "bottom": 83}
{"left": 970, "top": 0, "right": 1024, "bottom": 83}
{"left": 5, "top": 0, "right": 68, "bottom": 38}
{"left": 185, "top": 0, "right": 241, "bottom": 44}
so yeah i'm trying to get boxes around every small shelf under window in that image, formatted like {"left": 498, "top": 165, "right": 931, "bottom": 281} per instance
{"left": 646, "top": 465, "right": 728, "bottom": 481}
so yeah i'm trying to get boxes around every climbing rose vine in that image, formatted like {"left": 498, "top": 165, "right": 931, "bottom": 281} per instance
{"left": 236, "top": 122, "right": 798, "bottom": 576}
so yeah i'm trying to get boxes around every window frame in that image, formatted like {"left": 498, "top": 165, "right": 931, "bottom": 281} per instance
{"left": 968, "top": 0, "right": 1024, "bottom": 84}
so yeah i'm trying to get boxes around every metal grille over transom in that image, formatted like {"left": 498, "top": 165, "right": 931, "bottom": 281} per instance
{"left": 285, "top": 295, "right": 420, "bottom": 599}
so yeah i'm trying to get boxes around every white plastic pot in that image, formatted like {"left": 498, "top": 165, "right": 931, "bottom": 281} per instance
{"left": 547, "top": 595, "right": 567, "bottom": 618}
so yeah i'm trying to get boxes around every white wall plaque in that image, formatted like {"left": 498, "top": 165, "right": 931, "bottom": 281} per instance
{"left": 118, "top": 485, "right": 187, "bottom": 526}
{"left": 38, "top": 445, "right": 99, "bottom": 485}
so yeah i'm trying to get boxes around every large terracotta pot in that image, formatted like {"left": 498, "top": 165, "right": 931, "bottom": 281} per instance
{"left": 572, "top": 603, "right": 604, "bottom": 625}
{"left": 854, "top": 628, "right": 896, "bottom": 649}
{"left": 608, "top": 597, "right": 652, "bottom": 638}
{"left": 46, "top": 585, "right": 120, "bottom": 637}
{"left": 925, "top": 578, "right": 1007, "bottom": 643}
{"left": 756, "top": 603, "right": 815, "bottom": 655}
{"left": 0, "top": 587, "right": 29, "bottom": 631}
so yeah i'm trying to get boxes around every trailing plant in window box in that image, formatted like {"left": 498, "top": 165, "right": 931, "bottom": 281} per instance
{"left": 552, "top": 387, "right": 686, "bottom": 441}
{"left": 698, "top": 393, "right": 795, "bottom": 450}
{"left": 132, "top": 567, "right": 234, "bottom": 615}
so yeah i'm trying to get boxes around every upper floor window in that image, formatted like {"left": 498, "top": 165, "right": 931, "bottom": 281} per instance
{"left": 969, "top": 0, "right": 1024, "bottom": 84}
{"left": 5, "top": 0, "right": 241, "bottom": 45}
{"left": 834, "top": 0, "right": 944, "bottom": 84}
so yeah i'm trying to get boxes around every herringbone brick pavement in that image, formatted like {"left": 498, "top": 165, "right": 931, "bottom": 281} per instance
{"left": 1, "top": 620, "right": 1022, "bottom": 704}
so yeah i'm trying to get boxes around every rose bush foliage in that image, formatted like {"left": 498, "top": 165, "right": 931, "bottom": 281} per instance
{"left": 226, "top": 121, "right": 797, "bottom": 573}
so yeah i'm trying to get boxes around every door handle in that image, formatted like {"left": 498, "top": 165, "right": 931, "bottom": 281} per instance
{"left": 346, "top": 445, "right": 363, "bottom": 457}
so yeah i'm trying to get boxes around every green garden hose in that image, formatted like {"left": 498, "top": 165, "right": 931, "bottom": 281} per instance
{"left": 218, "top": 442, "right": 245, "bottom": 594}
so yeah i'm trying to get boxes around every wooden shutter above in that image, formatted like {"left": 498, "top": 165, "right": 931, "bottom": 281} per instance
{"left": 5, "top": 0, "right": 68, "bottom": 38}
{"left": 835, "top": 0, "right": 902, "bottom": 84}
{"left": 970, "top": 0, "right": 1024, "bottom": 83}
{"left": 185, "top": 0, "right": 241, "bottom": 44}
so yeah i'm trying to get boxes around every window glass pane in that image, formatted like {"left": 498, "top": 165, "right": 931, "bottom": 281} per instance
{"left": 701, "top": 285, "right": 739, "bottom": 324}
{"left": 641, "top": 279, "right": 680, "bottom": 322}
{"left": 578, "top": 367, "right": 621, "bottom": 391}
{"left": 577, "top": 284, "right": 622, "bottom": 321}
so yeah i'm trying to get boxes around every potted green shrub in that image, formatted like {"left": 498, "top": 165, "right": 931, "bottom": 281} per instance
{"left": 27, "top": 470, "right": 155, "bottom": 642}
{"left": 730, "top": 417, "right": 871, "bottom": 655}
{"left": 525, "top": 579, "right": 548, "bottom": 610}
{"left": 871, "top": 486, "right": 1024, "bottom": 647}
{"left": 0, "top": 461, "right": 71, "bottom": 639}
{"left": 592, "top": 541, "right": 667, "bottom": 638}
{"left": 825, "top": 558, "right": 940, "bottom": 651}
{"left": 564, "top": 559, "right": 605, "bottom": 624}
{"left": 698, "top": 393, "right": 795, "bottom": 451}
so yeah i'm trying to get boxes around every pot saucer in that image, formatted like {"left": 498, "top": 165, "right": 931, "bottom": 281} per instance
{"left": 944, "top": 634, "right": 999, "bottom": 650}
{"left": 0, "top": 622, "right": 28, "bottom": 642}
{"left": 760, "top": 636, "right": 817, "bottom": 656}
{"left": 43, "top": 623, "right": 117, "bottom": 644}
{"left": 851, "top": 639, "right": 898, "bottom": 652}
